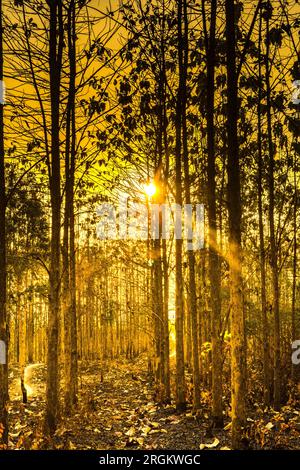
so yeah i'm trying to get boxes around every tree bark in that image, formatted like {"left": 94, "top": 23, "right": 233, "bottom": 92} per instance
{"left": 175, "top": 0, "right": 186, "bottom": 411}
{"left": 225, "top": 0, "right": 246, "bottom": 449}
{"left": 257, "top": 12, "right": 270, "bottom": 406}
{"left": 265, "top": 8, "right": 281, "bottom": 410}
{"left": 0, "top": 0, "right": 8, "bottom": 446}
{"left": 291, "top": 122, "right": 299, "bottom": 385}
{"left": 45, "top": 0, "right": 63, "bottom": 434}
{"left": 63, "top": 0, "right": 78, "bottom": 414}
{"left": 203, "top": 0, "right": 223, "bottom": 426}
{"left": 182, "top": 0, "right": 200, "bottom": 411}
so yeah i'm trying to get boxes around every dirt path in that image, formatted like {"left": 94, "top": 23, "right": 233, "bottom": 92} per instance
{"left": 52, "top": 357, "right": 210, "bottom": 450}
{"left": 7, "top": 357, "right": 300, "bottom": 450}
{"left": 8, "top": 357, "right": 211, "bottom": 450}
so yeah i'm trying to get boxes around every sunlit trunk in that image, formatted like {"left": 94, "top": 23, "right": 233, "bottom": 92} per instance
{"left": 203, "top": 0, "right": 223, "bottom": 426}
{"left": 175, "top": 0, "right": 186, "bottom": 411}
{"left": 182, "top": 0, "right": 200, "bottom": 411}
{"left": 225, "top": 0, "right": 246, "bottom": 449}
{"left": 0, "top": 0, "right": 8, "bottom": 445}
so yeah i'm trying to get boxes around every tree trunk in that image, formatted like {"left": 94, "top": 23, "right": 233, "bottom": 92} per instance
{"left": 204, "top": 0, "right": 223, "bottom": 426}
{"left": 257, "top": 12, "right": 270, "bottom": 406}
{"left": 153, "top": 51, "right": 164, "bottom": 398}
{"left": 0, "top": 0, "right": 8, "bottom": 445}
{"left": 175, "top": 0, "right": 186, "bottom": 411}
{"left": 162, "top": 236, "right": 171, "bottom": 401}
{"left": 63, "top": 0, "right": 78, "bottom": 414}
{"left": 162, "top": 34, "right": 171, "bottom": 400}
{"left": 45, "top": 0, "right": 63, "bottom": 434}
{"left": 182, "top": 0, "right": 200, "bottom": 411}
{"left": 291, "top": 121, "right": 299, "bottom": 385}
{"left": 225, "top": 0, "right": 246, "bottom": 449}
{"left": 265, "top": 8, "right": 281, "bottom": 410}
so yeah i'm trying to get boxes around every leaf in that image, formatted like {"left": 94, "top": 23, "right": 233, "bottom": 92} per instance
{"left": 150, "top": 422, "right": 160, "bottom": 429}
{"left": 199, "top": 438, "right": 220, "bottom": 449}
{"left": 269, "top": 27, "right": 283, "bottom": 47}
{"left": 125, "top": 427, "right": 136, "bottom": 437}
{"left": 141, "top": 426, "right": 151, "bottom": 435}
{"left": 220, "top": 446, "right": 231, "bottom": 450}
{"left": 224, "top": 422, "right": 232, "bottom": 431}
{"left": 149, "top": 407, "right": 157, "bottom": 414}
{"left": 265, "top": 422, "right": 274, "bottom": 430}
{"left": 68, "top": 441, "right": 77, "bottom": 450}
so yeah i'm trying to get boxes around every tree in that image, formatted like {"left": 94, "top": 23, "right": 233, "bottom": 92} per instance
{"left": 62, "top": 0, "right": 78, "bottom": 414}
{"left": 225, "top": 0, "right": 246, "bottom": 449}
{"left": 0, "top": 0, "right": 8, "bottom": 447}
{"left": 257, "top": 8, "right": 270, "bottom": 406}
{"left": 45, "top": 0, "right": 63, "bottom": 434}
{"left": 174, "top": 0, "right": 186, "bottom": 411}
{"left": 202, "top": 0, "right": 223, "bottom": 426}
{"left": 264, "top": 0, "right": 281, "bottom": 410}
{"left": 182, "top": 0, "right": 200, "bottom": 411}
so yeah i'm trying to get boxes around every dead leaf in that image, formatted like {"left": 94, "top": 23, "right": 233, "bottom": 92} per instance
{"left": 150, "top": 422, "right": 160, "bottom": 429}
{"left": 141, "top": 426, "right": 151, "bottom": 435}
{"left": 125, "top": 427, "right": 136, "bottom": 437}
{"left": 68, "top": 441, "right": 77, "bottom": 450}
{"left": 199, "top": 438, "right": 220, "bottom": 449}
{"left": 224, "top": 422, "right": 232, "bottom": 431}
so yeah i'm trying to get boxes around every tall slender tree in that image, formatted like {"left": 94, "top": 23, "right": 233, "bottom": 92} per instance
{"left": 175, "top": 0, "right": 186, "bottom": 411}
{"left": 264, "top": 1, "right": 281, "bottom": 410}
{"left": 45, "top": 0, "right": 64, "bottom": 433}
{"left": 203, "top": 0, "right": 223, "bottom": 426}
{"left": 257, "top": 9, "right": 270, "bottom": 406}
{"left": 182, "top": 0, "right": 200, "bottom": 411}
{"left": 225, "top": 0, "right": 246, "bottom": 448}
{"left": 63, "top": 0, "right": 78, "bottom": 414}
{"left": 0, "top": 0, "right": 8, "bottom": 446}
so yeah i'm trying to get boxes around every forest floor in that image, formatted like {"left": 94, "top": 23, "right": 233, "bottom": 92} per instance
{"left": 7, "top": 356, "right": 300, "bottom": 450}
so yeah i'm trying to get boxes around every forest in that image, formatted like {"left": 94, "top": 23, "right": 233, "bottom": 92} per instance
{"left": 0, "top": 0, "right": 300, "bottom": 456}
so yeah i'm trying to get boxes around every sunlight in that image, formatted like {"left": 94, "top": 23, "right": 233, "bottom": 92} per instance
{"left": 143, "top": 182, "right": 156, "bottom": 198}
{"left": 2, "top": 0, "right": 298, "bottom": 454}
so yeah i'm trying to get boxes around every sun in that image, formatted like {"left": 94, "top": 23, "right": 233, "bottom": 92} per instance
{"left": 144, "top": 182, "right": 156, "bottom": 198}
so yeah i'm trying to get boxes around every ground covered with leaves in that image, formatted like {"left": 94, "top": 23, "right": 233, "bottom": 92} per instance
{"left": 7, "top": 357, "right": 300, "bottom": 450}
